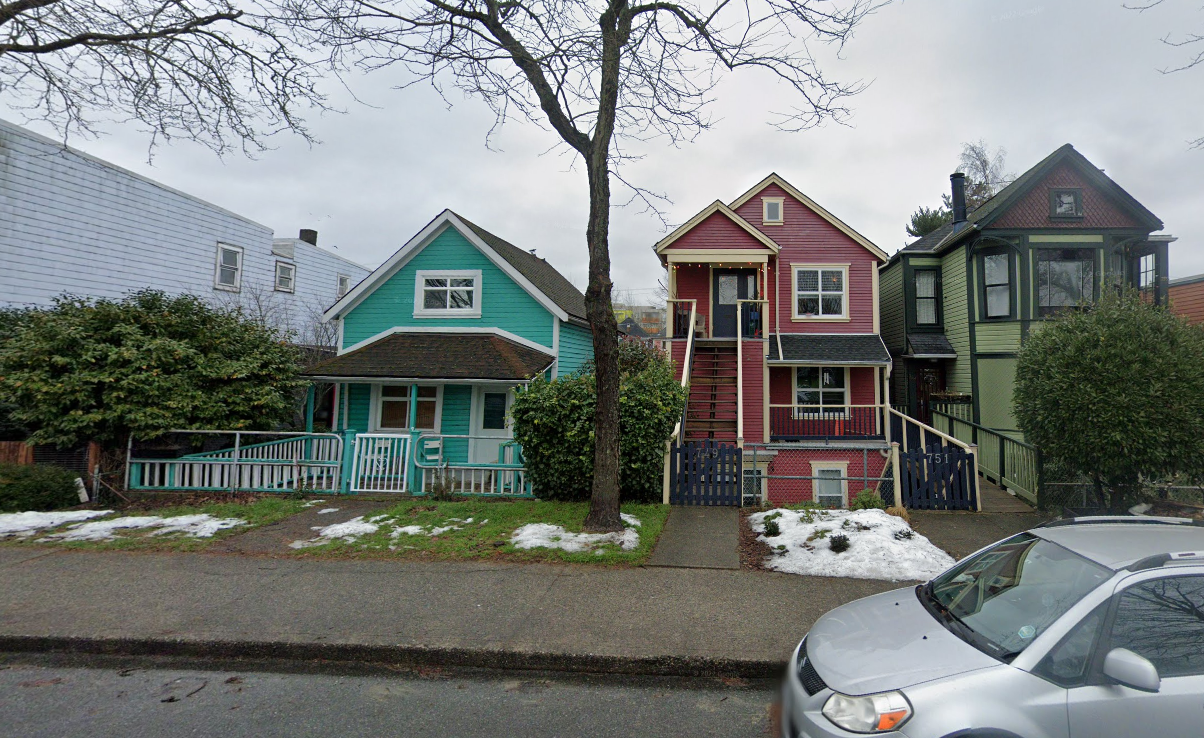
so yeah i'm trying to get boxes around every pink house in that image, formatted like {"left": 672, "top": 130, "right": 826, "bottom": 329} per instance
{"left": 658, "top": 174, "right": 893, "bottom": 506}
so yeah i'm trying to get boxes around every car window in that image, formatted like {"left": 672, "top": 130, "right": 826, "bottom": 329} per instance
{"left": 1035, "top": 603, "right": 1106, "bottom": 687}
{"left": 927, "top": 533, "right": 1113, "bottom": 659}
{"left": 1109, "top": 575, "right": 1204, "bottom": 678}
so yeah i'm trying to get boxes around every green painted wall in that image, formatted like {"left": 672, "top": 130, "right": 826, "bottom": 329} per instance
{"left": 976, "top": 357, "right": 1019, "bottom": 430}
{"left": 941, "top": 245, "right": 972, "bottom": 394}
{"left": 879, "top": 261, "right": 905, "bottom": 353}
{"left": 345, "top": 383, "right": 372, "bottom": 430}
{"left": 341, "top": 225, "right": 555, "bottom": 349}
{"left": 440, "top": 384, "right": 472, "bottom": 462}
{"left": 975, "top": 322, "right": 1022, "bottom": 353}
{"left": 558, "top": 323, "right": 594, "bottom": 376}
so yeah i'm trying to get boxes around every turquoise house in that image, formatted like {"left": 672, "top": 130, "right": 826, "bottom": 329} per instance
{"left": 304, "top": 210, "right": 593, "bottom": 494}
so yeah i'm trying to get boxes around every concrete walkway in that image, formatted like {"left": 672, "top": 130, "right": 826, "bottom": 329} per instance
{"left": 0, "top": 548, "right": 898, "bottom": 677}
{"left": 646, "top": 507, "right": 740, "bottom": 570}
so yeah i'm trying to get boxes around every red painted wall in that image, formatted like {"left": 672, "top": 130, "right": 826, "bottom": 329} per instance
{"left": 731, "top": 183, "right": 880, "bottom": 334}
{"left": 764, "top": 447, "right": 888, "bottom": 505}
{"left": 672, "top": 264, "right": 710, "bottom": 335}
{"left": 989, "top": 161, "right": 1143, "bottom": 230}
{"left": 741, "top": 340, "right": 766, "bottom": 444}
{"left": 669, "top": 211, "right": 770, "bottom": 249}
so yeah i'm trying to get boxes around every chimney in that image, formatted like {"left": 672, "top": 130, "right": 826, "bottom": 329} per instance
{"left": 299, "top": 228, "right": 318, "bottom": 246}
{"left": 950, "top": 172, "right": 967, "bottom": 224}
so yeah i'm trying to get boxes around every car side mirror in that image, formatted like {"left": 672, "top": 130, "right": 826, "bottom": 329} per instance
{"left": 1102, "top": 648, "right": 1161, "bottom": 693}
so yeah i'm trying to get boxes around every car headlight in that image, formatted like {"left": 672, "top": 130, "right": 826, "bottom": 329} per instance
{"left": 821, "top": 690, "right": 912, "bottom": 733}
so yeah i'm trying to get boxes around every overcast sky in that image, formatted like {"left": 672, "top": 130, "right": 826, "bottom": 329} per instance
{"left": 8, "top": 0, "right": 1202, "bottom": 303}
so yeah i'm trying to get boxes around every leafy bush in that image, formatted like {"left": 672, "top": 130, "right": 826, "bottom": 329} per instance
{"left": 849, "top": 488, "right": 886, "bottom": 510}
{"left": 829, "top": 533, "right": 850, "bottom": 553}
{"left": 1015, "top": 290, "right": 1204, "bottom": 510}
{"left": 763, "top": 519, "right": 781, "bottom": 537}
{"left": 511, "top": 342, "right": 688, "bottom": 502}
{"left": 0, "top": 290, "right": 304, "bottom": 447}
{"left": 0, "top": 463, "right": 81, "bottom": 512}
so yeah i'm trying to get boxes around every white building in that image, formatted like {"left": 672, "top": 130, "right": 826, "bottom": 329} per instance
{"left": 0, "top": 118, "right": 369, "bottom": 342}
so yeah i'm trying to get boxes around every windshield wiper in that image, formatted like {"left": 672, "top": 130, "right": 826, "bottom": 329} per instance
{"left": 916, "top": 584, "right": 1010, "bottom": 661}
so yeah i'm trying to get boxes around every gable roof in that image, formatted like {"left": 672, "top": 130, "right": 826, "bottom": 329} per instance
{"left": 323, "top": 210, "right": 587, "bottom": 323}
{"left": 902, "top": 144, "right": 1164, "bottom": 256}
{"left": 654, "top": 200, "right": 781, "bottom": 256}
{"left": 728, "top": 173, "right": 890, "bottom": 261}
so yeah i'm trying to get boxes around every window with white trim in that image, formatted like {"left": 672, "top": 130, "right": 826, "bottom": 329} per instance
{"left": 762, "top": 197, "right": 784, "bottom": 225}
{"left": 794, "top": 367, "right": 848, "bottom": 410}
{"left": 378, "top": 385, "right": 439, "bottom": 430}
{"left": 337, "top": 274, "right": 351, "bottom": 298}
{"left": 794, "top": 266, "right": 846, "bottom": 318}
{"left": 811, "top": 463, "right": 848, "bottom": 508}
{"left": 214, "top": 244, "right": 243, "bottom": 291}
{"left": 414, "top": 270, "right": 482, "bottom": 317}
{"left": 274, "top": 261, "right": 296, "bottom": 293}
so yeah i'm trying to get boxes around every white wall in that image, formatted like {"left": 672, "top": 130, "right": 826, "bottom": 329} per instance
{"left": 0, "top": 118, "right": 369, "bottom": 340}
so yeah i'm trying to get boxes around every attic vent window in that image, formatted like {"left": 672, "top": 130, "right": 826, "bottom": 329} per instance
{"left": 1050, "top": 188, "right": 1084, "bottom": 219}
{"left": 414, "top": 269, "right": 482, "bottom": 318}
{"left": 762, "top": 198, "right": 784, "bottom": 225}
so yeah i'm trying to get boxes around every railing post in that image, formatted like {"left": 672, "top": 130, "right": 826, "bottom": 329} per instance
{"left": 998, "top": 434, "right": 1006, "bottom": 487}
{"left": 230, "top": 432, "right": 241, "bottom": 493}
{"left": 662, "top": 439, "right": 672, "bottom": 505}
{"left": 339, "top": 428, "right": 358, "bottom": 494}
{"left": 408, "top": 429, "right": 423, "bottom": 495}
{"left": 891, "top": 442, "right": 903, "bottom": 508}
{"left": 1035, "top": 446, "right": 1045, "bottom": 511}
{"left": 970, "top": 443, "right": 982, "bottom": 511}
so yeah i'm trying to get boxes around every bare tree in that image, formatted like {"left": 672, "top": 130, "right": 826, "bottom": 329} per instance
{"left": 942, "top": 139, "right": 1013, "bottom": 213}
{"left": 1127, "top": 0, "right": 1204, "bottom": 147}
{"left": 284, "top": 0, "right": 882, "bottom": 529}
{"left": 0, "top": 0, "right": 326, "bottom": 154}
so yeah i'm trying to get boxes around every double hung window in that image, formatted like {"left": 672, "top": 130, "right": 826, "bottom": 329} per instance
{"left": 982, "top": 253, "right": 1011, "bottom": 318}
{"left": 794, "top": 267, "right": 846, "bottom": 318}
{"left": 914, "top": 270, "right": 939, "bottom": 325}
{"left": 274, "top": 262, "right": 295, "bottom": 293}
{"left": 214, "top": 244, "right": 243, "bottom": 291}
{"left": 795, "top": 367, "right": 848, "bottom": 411}
{"left": 378, "top": 386, "right": 438, "bottom": 430}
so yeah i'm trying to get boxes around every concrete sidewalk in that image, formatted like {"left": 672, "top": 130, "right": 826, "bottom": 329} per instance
{"left": 0, "top": 548, "right": 899, "bottom": 677}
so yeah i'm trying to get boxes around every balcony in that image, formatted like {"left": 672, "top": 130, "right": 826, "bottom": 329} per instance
{"left": 769, "top": 405, "right": 887, "bottom": 441}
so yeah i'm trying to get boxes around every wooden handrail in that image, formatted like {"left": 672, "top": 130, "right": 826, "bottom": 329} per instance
{"left": 888, "top": 407, "right": 973, "bottom": 452}
{"left": 665, "top": 299, "right": 697, "bottom": 442}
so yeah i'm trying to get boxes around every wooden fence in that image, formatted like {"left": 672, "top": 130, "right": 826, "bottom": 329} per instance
{"left": 932, "top": 410, "right": 1040, "bottom": 505}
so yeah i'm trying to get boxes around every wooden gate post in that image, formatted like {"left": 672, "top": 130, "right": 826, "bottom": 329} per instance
{"left": 662, "top": 440, "right": 672, "bottom": 505}
{"left": 891, "top": 442, "right": 903, "bottom": 509}
{"left": 970, "top": 443, "right": 982, "bottom": 511}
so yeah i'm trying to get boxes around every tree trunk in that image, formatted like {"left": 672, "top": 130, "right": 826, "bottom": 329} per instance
{"left": 582, "top": 155, "right": 623, "bottom": 532}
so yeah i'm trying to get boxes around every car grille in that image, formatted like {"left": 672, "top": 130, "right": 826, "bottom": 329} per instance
{"left": 797, "top": 640, "right": 828, "bottom": 696}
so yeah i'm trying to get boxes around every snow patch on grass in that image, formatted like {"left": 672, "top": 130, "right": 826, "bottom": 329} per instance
{"left": 316, "top": 508, "right": 340, "bottom": 515}
{"left": 41, "top": 514, "right": 246, "bottom": 542}
{"left": 290, "top": 516, "right": 379, "bottom": 548}
{"left": 510, "top": 514, "right": 641, "bottom": 553}
{"left": 0, "top": 510, "right": 113, "bottom": 539}
{"left": 748, "top": 508, "right": 954, "bottom": 581}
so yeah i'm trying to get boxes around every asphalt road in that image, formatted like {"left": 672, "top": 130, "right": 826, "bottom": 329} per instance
{"left": 1, "top": 658, "right": 778, "bottom": 738}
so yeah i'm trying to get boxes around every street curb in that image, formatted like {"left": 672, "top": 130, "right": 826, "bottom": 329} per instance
{"left": 0, "top": 635, "right": 786, "bottom": 679}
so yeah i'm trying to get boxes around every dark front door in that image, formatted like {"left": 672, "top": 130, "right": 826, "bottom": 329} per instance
{"left": 913, "top": 363, "right": 945, "bottom": 425}
{"left": 711, "top": 269, "right": 757, "bottom": 338}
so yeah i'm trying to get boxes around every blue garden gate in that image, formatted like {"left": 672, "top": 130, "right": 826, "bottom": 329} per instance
{"left": 669, "top": 439, "right": 743, "bottom": 506}
{"left": 898, "top": 442, "right": 977, "bottom": 510}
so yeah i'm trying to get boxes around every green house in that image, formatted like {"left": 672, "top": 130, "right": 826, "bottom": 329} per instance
{"left": 880, "top": 144, "right": 1169, "bottom": 433}
{"left": 304, "top": 210, "right": 592, "bottom": 492}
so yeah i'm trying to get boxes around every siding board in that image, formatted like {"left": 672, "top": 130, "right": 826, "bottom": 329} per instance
{"left": 941, "top": 246, "right": 972, "bottom": 394}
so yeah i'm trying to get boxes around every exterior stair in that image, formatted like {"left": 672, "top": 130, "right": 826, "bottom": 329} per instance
{"left": 683, "top": 341, "right": 739, "bottom": 444}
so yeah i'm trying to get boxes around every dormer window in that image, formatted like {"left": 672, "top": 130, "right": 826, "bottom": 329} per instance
{"left": 414, "top": 269, "right": 482, "bottom": 318}
{"left": 762, "top": 197, "right": 784, "bottom": 225}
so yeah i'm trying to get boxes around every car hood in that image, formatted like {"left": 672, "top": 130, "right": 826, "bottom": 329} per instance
{"left": 807, "top": 587, "right": 1001, "bottom": 695}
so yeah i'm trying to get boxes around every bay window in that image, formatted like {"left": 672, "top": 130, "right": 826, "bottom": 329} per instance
{"left": 1037, "top": 249, "right": 1095, "bottom": 316}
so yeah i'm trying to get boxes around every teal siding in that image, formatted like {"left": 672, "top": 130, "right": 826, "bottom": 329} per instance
{"left": 341, "top": 225, "right": 555, "bottom": 349}
{"left": 440, "top": 384, "right": 472, "bottom": 462}
{"left": 557, "top": 322, "right": 594, "bottom": 375}
{"left": 344, "top": 384, "right": 372, "bottom": 430}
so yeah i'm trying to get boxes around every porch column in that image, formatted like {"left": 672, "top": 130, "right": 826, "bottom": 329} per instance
{"left": 304, "top": 384, "right": 315, "bottom": 434}
{"left": 408, "top": 383, "right": 419, "bottom": 429}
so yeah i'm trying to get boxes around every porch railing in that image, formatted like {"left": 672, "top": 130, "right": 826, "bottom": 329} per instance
{"left": 769, "top": 405, "right": 887, "bottom": 440}
{"left": 349, "top": 433, "right": 413, "bottom": 493}
{"left": 931, "top": 411, "right": 1040, "bottom": 505}
{"left": 414, "top": 433, "right": 532, "bottom": 497}
{"left": 127, "top": 430, "right": 343, "bottom": 493}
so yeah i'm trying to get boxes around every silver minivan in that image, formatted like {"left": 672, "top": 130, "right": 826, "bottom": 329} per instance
{"left": 782, "top": 516, "right": 1204, "bottom": 738}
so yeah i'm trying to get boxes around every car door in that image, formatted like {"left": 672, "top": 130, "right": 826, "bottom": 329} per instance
{"left": 1066, "top": 574, "right": 1204, "bottom": 738}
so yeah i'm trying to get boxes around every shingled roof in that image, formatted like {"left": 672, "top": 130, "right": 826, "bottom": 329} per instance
{"left": 768, "top": 334, "right": 892, "bottom": 365}
{"left": 455, "top": 213, "right": 588, "bottom": 323}
{"left": 303, "top": 332, "right": 555, "bottom": 381}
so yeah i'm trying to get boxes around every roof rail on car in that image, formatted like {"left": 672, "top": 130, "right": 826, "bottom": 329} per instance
{"left": 1038, "top": 515, "right": 1203, "bottom": 529}
{"left": 1126, "top": 551, "right": 1204, "bottom": 572}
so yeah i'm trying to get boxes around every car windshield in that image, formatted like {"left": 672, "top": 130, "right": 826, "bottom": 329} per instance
{"left": 921, "top": 533, "right": 1113, "bottom": 661}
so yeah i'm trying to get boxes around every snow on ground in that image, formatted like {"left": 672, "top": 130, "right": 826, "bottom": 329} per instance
{"left": 301, "top": 500, "right": 326, "bottom": 508}
{"left": 290, "top": 516, "right": 380, "bottom": 548}
{"left": 316, "top": 508, "right": 340, "bottom": 515}
{"left": 747, "top": 508, "right": 955, "bottom": 582}
{"left": 42, "top": 514, "right": 247, "bottom": 542}
{"left": 0, "top": 510, "right": 113, "bottom": 539}
{"left": 510, "top": 515, "right": 641, "bottom": 553}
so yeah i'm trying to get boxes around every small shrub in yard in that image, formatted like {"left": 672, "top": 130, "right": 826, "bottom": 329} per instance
{"left": 885, "top": 505, "right": 910, "bottom": 524}
{"left": 829, "top": 533, "right": 851, "bottom": 554}
{"left": 763, "top": 519, "right": 781, "bottom": 537}
{"left": 894, "top": 528, "right": 915, "bottom": 541}
{"left": 0, "top": 462, "right": 81, "bottom": 512}
{"left": 849, "top": 488, "right": 886, "bottom": 510}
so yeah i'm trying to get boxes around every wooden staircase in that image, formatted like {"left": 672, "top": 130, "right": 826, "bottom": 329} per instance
{"left": 683, "top": 341, "right": 739, "bottom": 443}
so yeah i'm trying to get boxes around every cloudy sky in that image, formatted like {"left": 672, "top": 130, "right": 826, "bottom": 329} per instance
{"left": 9, "top": 0, "right": 1202, "bottom": 303}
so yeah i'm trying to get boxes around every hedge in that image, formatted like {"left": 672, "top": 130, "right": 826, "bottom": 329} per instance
{"left": 0, "top": 462, "right": 82, "bottom": 513}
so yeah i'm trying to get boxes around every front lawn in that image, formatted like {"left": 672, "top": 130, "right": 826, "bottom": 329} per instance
{"left": 288, "top": 499, "right": 670, "bottom": 565}
{"left": 0, "top": 496, "right": 307, "bottom": 552}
